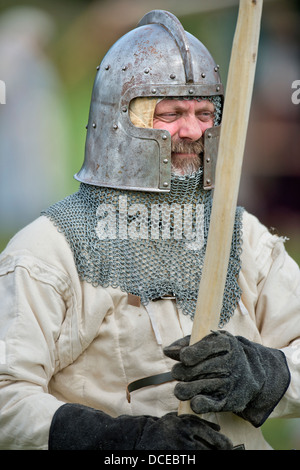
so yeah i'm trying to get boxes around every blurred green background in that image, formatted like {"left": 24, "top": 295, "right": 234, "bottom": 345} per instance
{"left": 0, "top": 0, "right": 299, "bottom": 450}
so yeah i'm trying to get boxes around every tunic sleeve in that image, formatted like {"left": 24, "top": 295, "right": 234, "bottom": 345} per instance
{"left": 0, "top": 252, "right": 69, "bottom": 449}
{"left": 243, "top": 211, "right": 300, "bottom": 419}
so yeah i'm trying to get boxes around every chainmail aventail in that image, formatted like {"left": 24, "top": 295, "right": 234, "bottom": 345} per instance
{"left": 42, "top": 169, "right": 244, "bottom": 328}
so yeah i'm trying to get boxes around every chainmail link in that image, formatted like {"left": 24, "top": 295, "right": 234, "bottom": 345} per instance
{"left": 42, "top": 169, "right": 243, "bottom": 327}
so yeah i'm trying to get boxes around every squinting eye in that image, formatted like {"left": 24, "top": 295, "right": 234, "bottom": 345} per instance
{"left": 198, "top": 112, "right": 214, "bottom": 122}
{"left": 155, "top": 113, "right": 178, "bottom": 121}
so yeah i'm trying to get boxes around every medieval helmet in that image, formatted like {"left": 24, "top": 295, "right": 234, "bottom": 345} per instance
{"left": 75, "top": 10, "right": 224, "bottom": 192}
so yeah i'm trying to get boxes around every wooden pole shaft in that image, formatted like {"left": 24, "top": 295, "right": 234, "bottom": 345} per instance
{"left": 178, "top": 0, "right": 263, "bottom": 415}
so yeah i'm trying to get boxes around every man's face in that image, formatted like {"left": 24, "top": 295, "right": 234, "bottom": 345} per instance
{"left": 153, "top": 99, "right": 215, "bottom": 175}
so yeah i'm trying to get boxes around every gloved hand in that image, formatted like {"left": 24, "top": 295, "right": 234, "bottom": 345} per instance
{"left": 164, "top": 331, "right": 290, "bottom": 427}
{"left": 48, "top": 403, "right": 234, "bottom": 450}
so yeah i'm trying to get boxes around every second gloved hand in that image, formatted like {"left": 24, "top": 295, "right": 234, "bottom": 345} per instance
{"left": 164, "top": 331, "right": 290, "bottom": 427}
{"left": 48, "top": 403, "right": 233, "bottom": 450}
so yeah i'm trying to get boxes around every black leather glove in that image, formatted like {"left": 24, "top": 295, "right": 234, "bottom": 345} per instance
{"left": 48, "top": 403, "right": 234, "bottom": 450}
{"left": 164, "top": 331, "right": 291, "bottom": 427}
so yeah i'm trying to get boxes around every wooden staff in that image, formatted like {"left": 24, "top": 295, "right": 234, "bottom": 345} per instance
{"left": 178, "top": 0, "right": 263, "bottom": 415}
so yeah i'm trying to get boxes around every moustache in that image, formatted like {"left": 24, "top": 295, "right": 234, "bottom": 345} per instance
{"left": 171, "top": 137, "right": 204, "bottom": 155}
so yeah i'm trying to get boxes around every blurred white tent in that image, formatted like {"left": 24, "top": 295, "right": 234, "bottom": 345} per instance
{"left": 0, "top": 7, "right": 69, "bottom": 232}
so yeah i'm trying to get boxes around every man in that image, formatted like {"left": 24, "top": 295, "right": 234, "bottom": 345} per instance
{"left": 0, "top": 10, "right": 299, "bottom": 450}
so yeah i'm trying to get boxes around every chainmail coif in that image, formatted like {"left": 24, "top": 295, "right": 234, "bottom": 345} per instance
{"left": 42, "top": 169, "right": 243, "bottom": 327}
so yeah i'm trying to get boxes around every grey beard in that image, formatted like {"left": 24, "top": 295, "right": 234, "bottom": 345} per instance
{"left": 171, "top": 138, "right": 204, "bottom": 176}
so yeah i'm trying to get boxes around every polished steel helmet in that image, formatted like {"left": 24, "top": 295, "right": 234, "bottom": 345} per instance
{"left": 75, "top": 10, "right": 224, "bottom": 192}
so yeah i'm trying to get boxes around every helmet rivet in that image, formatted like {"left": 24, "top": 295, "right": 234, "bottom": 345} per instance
{"left": 215, "top": 65, "right": 220, "bottom": 71}
{"left": 170, "top": 73, "right": 176, "bottom": 79}
{"left": 113, "top": 124, "right": 118, "bottom": 130}
{"left": 162, "top": 134, "right": 167, "bottom": 140}
{"left": 163, "top": 159, "right": 169, "bottom": 164}
{"left": 105, "top": 65, "right": 110, "bottom": 70}
{"left": 206, "top": 179, "right": 211, "bottom": 185}
{"left": 188, "top": 89, "right": 194, "bottom": 94}
{"left": 216, "top": 86, "right": 220, "bottom": 92}
{"left": 151, "top": 88, "right": 157, "bottom": 94}
{"left": 207, "top": 133, "right": 212, "bottom": 138}
{"left": 122, "top": 65, "right": 127, "bottom": 71}
{"left": 201, "top": 72, "right": 206, "bottom": 78}
{"left": 144, "top": 68, "right": 150, "bottom": 74}
{"left": 96, "top": 65, "right": 100, "bottom": 71}
{"left": 92, "top": 122, "right": 96, "bottom": 128}
{"left": 206, "top": 157, "right": 211, "bottom": 163}
{"left": 122, "top": 106, "right": 127, "bottom": 113}
{"left": 163, "top": 182, "right": 169, "bottom": 187}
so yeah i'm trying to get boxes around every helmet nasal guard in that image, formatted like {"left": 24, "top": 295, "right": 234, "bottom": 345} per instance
{"left": 75, "top": 10, "right": 224, "bottom": 192}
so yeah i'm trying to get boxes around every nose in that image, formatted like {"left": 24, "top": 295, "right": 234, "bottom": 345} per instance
{"left": 177, "top": 115, "right": 204, "bottom": 141}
